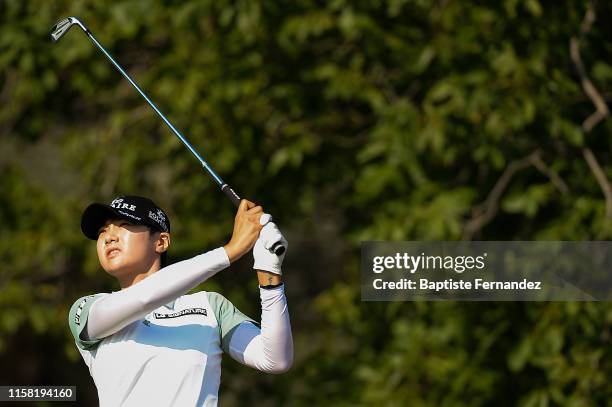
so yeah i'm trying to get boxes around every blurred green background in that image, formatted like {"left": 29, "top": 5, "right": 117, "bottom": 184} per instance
{"left": 1, "top": 0, "right": 611, "bottom": 405}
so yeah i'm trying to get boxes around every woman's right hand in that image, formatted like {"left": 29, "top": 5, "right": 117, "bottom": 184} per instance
{"left": 223, "top": 199, "right": 265, "bottom": 263}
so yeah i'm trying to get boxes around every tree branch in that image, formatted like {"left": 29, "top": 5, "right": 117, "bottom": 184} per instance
{"left": 569, "top": 1, "right": 612, "bottom": 221}
{"left": 463, "top": 150, "right": 569, "bottom": 239}
{"left": 464, "top": 151, "right": 535, "bottom": 240}
{"left": 583, "top": 148, "right": 612, "bottom": 219}
{"left": 530, "top": 153, "right": 569, "bottom": 195}
{"left": 569, "top": 3, "right": 609, "bottom": 132}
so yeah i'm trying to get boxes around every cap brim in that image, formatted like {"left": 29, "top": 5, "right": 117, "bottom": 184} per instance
{"left": 81, "top": 203, "right": 127, "bottom": 240}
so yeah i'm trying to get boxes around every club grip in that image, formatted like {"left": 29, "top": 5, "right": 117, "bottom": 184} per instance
{"left": 271, "top": 242, "right": 286, "bottom": 256}
{"left": 221, "top": 184, "right": 241, "bottom": 207}
{"left": 221, "top": 184, "right": 286, "bottom": 255}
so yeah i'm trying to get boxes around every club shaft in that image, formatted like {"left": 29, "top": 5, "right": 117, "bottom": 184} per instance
{"left": 55, "top": 17, "right": 285, "bottom": 253}
{"left": 84, "top": 30, "right": 227, "bottom": 189}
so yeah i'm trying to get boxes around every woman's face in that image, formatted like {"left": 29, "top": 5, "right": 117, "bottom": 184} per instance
{"left": 96, "top": 218, "right": 159, "bottom": 277}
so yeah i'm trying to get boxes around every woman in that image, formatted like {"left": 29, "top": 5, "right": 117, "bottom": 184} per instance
{"left": 68, "top": 195, "right": 293, "bottom": 406}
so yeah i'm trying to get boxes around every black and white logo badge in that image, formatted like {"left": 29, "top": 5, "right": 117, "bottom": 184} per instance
{"left": 110, "top": 198, "right": 137, "bottom": 212}
{"left": 154, "top": 308, "right": 208, "bottom": 319}
{"left": 74, "top": 296, "right": 94, "bottom": 326}
{"left": 148, "top": 209, "right": 168, "bottom": 232}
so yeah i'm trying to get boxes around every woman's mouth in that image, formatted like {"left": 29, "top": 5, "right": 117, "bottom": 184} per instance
{"left": 106, "top": 248, "right": 121, "bottom": 258}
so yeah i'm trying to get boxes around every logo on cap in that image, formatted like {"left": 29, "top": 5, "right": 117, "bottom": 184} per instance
{"left": 149, "top": 209, "right": 168, "bottom": 231}
{"left": 111, "top": 198, "right": 136, "bottom": 212}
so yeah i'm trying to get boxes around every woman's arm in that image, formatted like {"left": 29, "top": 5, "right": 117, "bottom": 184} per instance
{"left": 225, "top": 284, "right": 293, "bottom": 373}
{"left": 86, "top": 247, "right": 229, "bottom": 340}
{"left": 86, "top": 199, "right": 265, "bottom": 341}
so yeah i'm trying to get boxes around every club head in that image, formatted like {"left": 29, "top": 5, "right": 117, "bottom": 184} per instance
{"left": 51, "top": 17, "right": 87, "bottom": 42}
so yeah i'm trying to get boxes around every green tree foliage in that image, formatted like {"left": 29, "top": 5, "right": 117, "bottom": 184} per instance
{"left": 0, "top": 0, "right": 610, "bottom": 405}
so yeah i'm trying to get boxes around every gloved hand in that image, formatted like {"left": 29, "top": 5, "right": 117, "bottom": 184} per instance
{"left": 253, "top": 222, "right": 288, "bottom": 275}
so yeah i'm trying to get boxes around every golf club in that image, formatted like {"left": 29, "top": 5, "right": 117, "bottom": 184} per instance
{"left": 51, "top": 16, "right": 285, "bottom": 255}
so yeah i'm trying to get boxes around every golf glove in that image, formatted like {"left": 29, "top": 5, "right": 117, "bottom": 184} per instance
{"left": 253, "top": 222, "right": 287, "bottom": 275}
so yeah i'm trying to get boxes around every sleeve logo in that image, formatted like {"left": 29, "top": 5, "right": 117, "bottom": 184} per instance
{"left": 154, "top": 308, "right": 207, "bottom": 319}
{"left": 74, "top": 298, "right": 89, "bottom": 326}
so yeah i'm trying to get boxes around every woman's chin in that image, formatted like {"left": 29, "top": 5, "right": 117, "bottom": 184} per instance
{"left": 102, "top": 260, "right": 131, "bottom": 276}
{"left": 99, "top": 256, "right": 156, "bottom": 280}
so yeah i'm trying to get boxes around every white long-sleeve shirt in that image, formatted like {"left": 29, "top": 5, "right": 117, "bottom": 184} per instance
{"left": 68, "top": 247, "right": 293, "bottom": 407}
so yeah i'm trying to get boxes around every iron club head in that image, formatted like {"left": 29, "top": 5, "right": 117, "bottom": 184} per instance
{"left": 50, "top": 17, "right": 87, "bottom": 42}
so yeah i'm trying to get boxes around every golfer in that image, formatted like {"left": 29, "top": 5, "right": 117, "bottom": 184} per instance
{"left": 68, "top": 195, "right": 293, "bottom": 406}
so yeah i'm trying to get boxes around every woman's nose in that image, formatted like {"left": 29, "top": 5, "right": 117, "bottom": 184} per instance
{"left": 104, "top": 224, "right": 118, "bottom": 243}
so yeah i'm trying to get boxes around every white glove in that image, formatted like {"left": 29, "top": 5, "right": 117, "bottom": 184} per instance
{"left": 253, "top": 222, "right": 288, "bottom": 275}
{"left": 260, "top": 213, "right": 272, "bottom": 226}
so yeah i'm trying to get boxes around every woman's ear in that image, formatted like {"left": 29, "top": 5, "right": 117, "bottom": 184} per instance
{"left": 156, "top": 232, "right": 171, "bottom": 254}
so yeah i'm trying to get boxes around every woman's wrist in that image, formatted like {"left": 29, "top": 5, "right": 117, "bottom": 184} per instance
{"left": 223, "top": 243, "right": 239, "bottom": 263}
{"left": 256, "top": 270, "right": 282, "bottom": 287}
